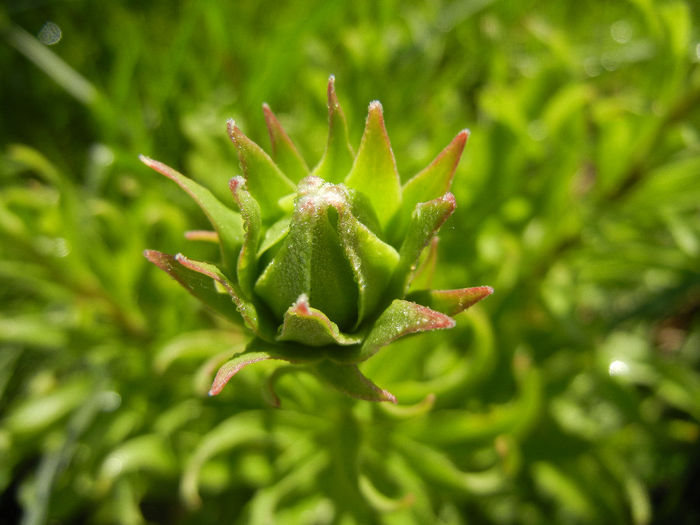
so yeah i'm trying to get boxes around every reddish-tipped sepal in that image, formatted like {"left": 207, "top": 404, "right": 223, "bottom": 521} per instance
{"left": 354, "top": 300, "right": 456, "bottom": 362}
{"left": 407, "top": 286, "right": 494, "bottom": 317}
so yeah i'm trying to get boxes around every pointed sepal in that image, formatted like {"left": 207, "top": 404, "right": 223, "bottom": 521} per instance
{"left": 312, "top": 75, "right": 355, "bottom": 183}
{"left": 144, "top": 250, "right": 242, "bottom": 325}
{"left": 227, "top": 120, "right": 295, "bottom": 222}
{"left": 344, "top": 101, "right": 401, "bottom": 229}
{"left": 407, "top": 286, "right": 494, "bottom": 316}
{"left": 356, "top": 299, "right": 455, "bottom": 362}
{"left": 229, "top": 177, "right": 261, "bottom": 299}
{"left": 311, "top": 360, "right": 397, "bottom": 403}
{"left": 139, "top": 156, "right": 243, "bottom": 272}
{"left": 175, "top": 254, "right": 272, "bottom": 341}
{"left": 403, "top": 129, "right": 467, "bottom": 202}
{"left": 391, "top": 130, "right": 468, "bottom": 241}
{"left": 277, "top": 294, "right": 362, "bottom": 346}
{"left": 262, "top": 103, "right": 309, "bottom": 183}
{"left": 391, "top": 193, "right": 456, "bottom": 297}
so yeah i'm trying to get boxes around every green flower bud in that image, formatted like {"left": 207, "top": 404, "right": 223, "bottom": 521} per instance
{"left": 142, "top": 76, "right": 492, "bottom": 403}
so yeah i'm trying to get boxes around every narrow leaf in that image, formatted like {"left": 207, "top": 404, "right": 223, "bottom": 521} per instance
{"left": 344, "top": 101, "right": 402, "bottom": 229}
{"left": 144, "top": 250, "right": 241, "bottom": 324}
{"left": 356, "top": 300, "right": 455, "bottom": 361}
{"left": 391, "top": 193, "right": 456, "bottom": 297}
{"left": 175, "top": 254, "right": 272, "bottom": 340}
{"left": 312, "top": 360, "right": 396, "bottom": 403}
{"left": 184, "top": 230, "right": 219, "bottom": 243}
{"left": 180, "top": 412, "right": 269, "bottom": 508}
{"left": 262, "top": 103, "right": 309, "bottom": 183}
{"left": 227, "top": 120, "right": 295, "bottom": 222}
{"left": 389, "top": 130, "right": 468, "bottom": 242}
{"left": 208, "top": 351, "right": 273, "bottom": 396}
{"left": 407, "top": 286, "right": 494, "bottom": 316}
{"left": 139, "top": 156, "right": 243, "bottom": 271}
{"left": 396, "top": 438, "right": 504, "bottom": 495}
{"left": 209, "top": 338, "right": 322, "bottom": 396}
{"left": 277, "top": 294, "right": 362, "bottom": 346}
{"left": 404, "top": 130, "right": 467, "bottom": 210}
{"left": 312, "top": 75, "right": 355, "bottom": 183}
{"left": 229, "top": 176, "right": 262, "bottom": 299}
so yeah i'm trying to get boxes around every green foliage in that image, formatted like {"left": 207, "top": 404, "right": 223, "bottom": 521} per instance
{"left": 1, "top": 1, "right": 699, "bottom": 524}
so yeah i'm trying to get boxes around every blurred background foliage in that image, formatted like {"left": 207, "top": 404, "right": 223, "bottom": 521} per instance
{"left": 1, "top": 0, "right": 699, "bottom": 523}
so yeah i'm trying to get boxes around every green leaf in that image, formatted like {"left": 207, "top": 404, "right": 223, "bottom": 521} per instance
{"left": 209, "top": 338, "right": 322, "bottom": 396}
{"left": 311, "top": 360, "right": 396, "bottom": 403}
{"left": 343, "top": 300, "right": 455, "bottom": 362}
{"left": 344, "top": 101, "right": 401, "bottom": 229}
{"left": 389, "top": 130, "right": 468, "bottom": 242}
{"left": 277, "top": 294, "right": 362, "bottom": 346}
{"left": 184, "top": 230, "right": 219, "bottom": 242}
{"left": 208, "top": 352, "right": 274, "bottom": 396}
{"left": 174, "top": 254, "right": 272, "bottom": 340}
{"left": 180, "top": 412, "right": 271, "bottom": 508}
{"left": 98, "top": 434, "right": 175, "bottom": 487}
{"left": 312, "top": 75, "right": 355, "bottom": 183}
{"left": 395, "top": 438, "right": 504, "bottom": 495}
{"left": 254, "top": 178, "right": 358, "bottom": 330}
{"left": 139, "top": 156, "right": 243, "bottom": 272}
{"left": 337, "top": 206, "right": 399, "bottom": 327}
{"left": 229, "top": 176, "right": 262, "bottom": 299}
{"left": 407, "top": 286, "right": 494, "bottom": 316}
{"left": 144, "top": 250, "right": 242, "bottom": 325}
{"left": 391, "top": 193, "right": 456, "bottom": 297}
{"left": 227, "top": 120, "right": 296, "bottom": 222}
{"left": 262, "top": 103, "right": 309, "bottom": 183}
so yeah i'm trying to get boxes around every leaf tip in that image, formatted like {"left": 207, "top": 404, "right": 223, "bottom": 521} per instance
{"left": 383, "top": 389, "right": 398, "bottom": 404}
{"left": 291, "top": 293, "right": 312, "bottom": 315}
{"left": 327, "top": 74, "right": 337, "bottom": 99}
{"left": 228, "top": 175, "right": 246, "bottom": 194}
{"left": 368, "top": 100, "right": 383, "bottom": 115}
{"left": 226, "top": 119, "right": 238, "bottom": 141}
{"left": 143, "top": 249, "right": 168, "bottom": 267}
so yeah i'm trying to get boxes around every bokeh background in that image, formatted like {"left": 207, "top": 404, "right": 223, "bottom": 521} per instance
{"left": 1, "top": 1, "right": 699, "bottom": 523}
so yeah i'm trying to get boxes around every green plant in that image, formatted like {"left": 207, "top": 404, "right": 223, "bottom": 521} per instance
{"left": 142, "top": 77, "right": 492, "bottom": 403}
